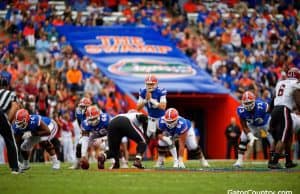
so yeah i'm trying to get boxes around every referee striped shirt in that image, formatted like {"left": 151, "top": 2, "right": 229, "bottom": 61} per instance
{"left": 0, "top": 89, "right": 16, "bottom": 113}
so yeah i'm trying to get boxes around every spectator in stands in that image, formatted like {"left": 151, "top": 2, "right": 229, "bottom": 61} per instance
{"left": 24, "top": 76, "right": 38, "bottom": 96}
{"left": 23, "top": 22, "right": 35, "bottom": 48}
{"left": 35, "top": 34, "right": 50, "bottom": 67}
{"left": 73, "top": 0, "right": 88, "bottom": 12}
{"left": 105, "top": 91, "right": 122, "bottom": 116}
{"left": 84, "top": 76, "right": 103, "bottom": 97}
{"left": 66, "top": 63, "right": 83, "bottom": 92}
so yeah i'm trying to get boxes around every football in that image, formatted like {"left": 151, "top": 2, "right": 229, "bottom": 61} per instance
{"left": 80, "top": 158, "right": 90, "bottom": 170}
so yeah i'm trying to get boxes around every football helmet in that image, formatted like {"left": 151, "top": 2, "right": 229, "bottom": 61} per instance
{"left": 287, "top": 67, "right": 300, "bottom": 80}
{"left": 242, "top": 91, "right": 256, "bottom": 111}
{"left": 15, "top": 109, "right": 30, "bottom": 130}
{"left": 145, "top": 74, "right": 158, "bottom": 92}
{"left": 85, "top": 106, "right": 100, "bottom": 126}
{"left": 164, "top": 108, "right": 179, "bottom": 128}
{"left": 78, "top": 97, "right": 92, "bottom": 114}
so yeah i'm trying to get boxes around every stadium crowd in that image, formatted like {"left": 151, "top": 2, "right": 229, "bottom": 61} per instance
{"left": 0, "top": 0, "right": 299, "bottom": 164}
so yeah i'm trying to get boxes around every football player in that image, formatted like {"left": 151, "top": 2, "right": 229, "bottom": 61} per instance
{"left": 233, "top": 91, "right": 274, "bottom": 167}
{"left": 70, "top": 97, "right": 92, "bottom": 169}
{"left": 137, "top": 74, "right": 167, "bottom": 137}
{"left": 156, "top": 108, "right": 209, "bottom": 168}
{"left": 75, "top": 97, "right": 92, "bottom": 126}
{"left": 268, "top": 67, "right": 300, "bottom": 169}
{"left": 13, "top": 109, "right": 60, "bottom": 170}
{"left": 75, "top": 105, "right": 110, "bottom": 169}
{"left": 98, "top": 110, "right": 148, "bottom": 169}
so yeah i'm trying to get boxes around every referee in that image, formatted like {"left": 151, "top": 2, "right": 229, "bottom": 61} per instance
{"left": 0, "top": 77, "right": 22, "bottom": 174}
{"left": 98, "top": 111, "right": 148, "bottom": 169}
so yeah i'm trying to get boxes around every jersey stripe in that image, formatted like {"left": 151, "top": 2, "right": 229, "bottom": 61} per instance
{"left": 0, "top": 89, "right": 15, "bottom": 112}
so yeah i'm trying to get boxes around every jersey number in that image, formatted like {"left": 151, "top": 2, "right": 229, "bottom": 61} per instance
{"left": 277, "top": 84, "right": 286, "bottom": 96}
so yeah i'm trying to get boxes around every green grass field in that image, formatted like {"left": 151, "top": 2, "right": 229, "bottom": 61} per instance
{"left": 0, "top": 160, "right": 299, "bottom": 194}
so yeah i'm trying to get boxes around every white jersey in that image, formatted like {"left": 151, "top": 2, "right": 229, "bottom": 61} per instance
{"left": 274, "top": 78, "right": 300, "bottom": 110}
{"left": 116, "top": 113, "right": 143, "bottom": 129}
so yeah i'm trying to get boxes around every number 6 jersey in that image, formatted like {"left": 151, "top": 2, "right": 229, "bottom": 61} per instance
{"left": 274, "top": 78, "right": 300, "bottom": 110}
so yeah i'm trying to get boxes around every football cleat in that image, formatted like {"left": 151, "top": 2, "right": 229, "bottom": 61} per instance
{"left": 97, "top": 154, "right": 106, "bottom": 169}
{"left": 154, "top": 160, "right": 164, "bottom": 168}
{"left": 121, "top": 161, "right": 129, "bottom": 169}
{"left": 285, "top": 162, "right": 298, "bottom": 168}
{"left": 52, "top": 160, "right": 60, "bottom": 170}
{"left": 110, "top": 162, "right": 120, "bottom": 169}
{"left": 133, "top": 158, "right": 144, "bottom": 169}
{"left": 233, "top": 160, "right": 243, "bottom": 168}
{"left": 173, "top": 160, "right": 179, "bottom": 168}
{"left": 20, "top": 163, "right": 30, "bottom": 171}
{"left": 11, "top": 168, "right": 23, "bottom": 175}
{"left": 68, "top": 163, "right": 80, "bottom": 170}
{"left": 268, "top": 162, "right": 282, "bottom": 169}
{"left": 178, "top": 160, "right": 185, "bottom": 168}
{"left": 201, "top": 159, "right": 210, "bottom": 167}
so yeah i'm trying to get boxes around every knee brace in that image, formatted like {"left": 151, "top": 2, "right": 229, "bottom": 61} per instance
{"left": 238, "top": 141, "right": 248, "bottom": 154}
{"left": 76, "top": 143, "right": 82, "bottom": 158}
{"left": 157, "top": 145, "right": 169, "bottom": 156}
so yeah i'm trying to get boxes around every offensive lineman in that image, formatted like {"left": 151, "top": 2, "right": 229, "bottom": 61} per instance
{"left": 13, "top": 109, "right": 60, "bottom": 170}
{"left": 75, "top": 105, "right": 110, "bottom": 169}
{"left": 157, "top": 108, "right": 209, "bottom": 168}
{"left": 233, "top": 91, "right": 274, "bottom": 167}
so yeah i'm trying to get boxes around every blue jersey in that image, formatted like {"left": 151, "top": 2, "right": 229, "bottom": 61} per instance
{"left": 139, "top": 87, "right": 167, "bottom": 118}
{"left": 13, "top": 115, "right": 52, "bottom": 135}
{"left": 75, "top": 107, "right": 86, "bottom": 126}
{"left": 237, "top": 100, "right": 269, "bottom": 127}
{"left": 81, "top": 113, "right": 110, "bottom": 137}
{"left": 158, "top": 116, "right": 191, "bottom": 137}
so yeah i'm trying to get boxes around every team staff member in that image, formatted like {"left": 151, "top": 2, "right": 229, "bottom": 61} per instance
{"left": 0, "top": 78, "right": 22, "bottom": 174}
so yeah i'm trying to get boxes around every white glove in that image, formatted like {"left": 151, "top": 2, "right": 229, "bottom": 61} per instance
{"left": 149, "top": 99, "right": 159, "bottom": 108}
{"left": 162, "top": 136, "right": 172, "bottom": 146}
{"left": 22, "top": 131, "right": 32, "bottom": 140}
{"left": 247, "top": 132, "right": 258, "bottom": 147}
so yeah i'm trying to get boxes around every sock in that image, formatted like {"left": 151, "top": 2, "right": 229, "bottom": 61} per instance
{"left": 157, "top": 155, "right": 165, "bottom": 163}
{"left": 169, "top": 147, "right": 178, "bottom": 161}
{"left": 23, "top": 160, "right": 29, "bottom": 166}
{"left": 285, "top": 153, "right": 292, "bottom": 163}
{"left": 50, "top": 155, "right": 58, "bottom": 162}
{"left": 237, "top": 153, "right": 243, "bottom": 162}
{"left": 136, "top": 154, "right": 142, "bottom": 160}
